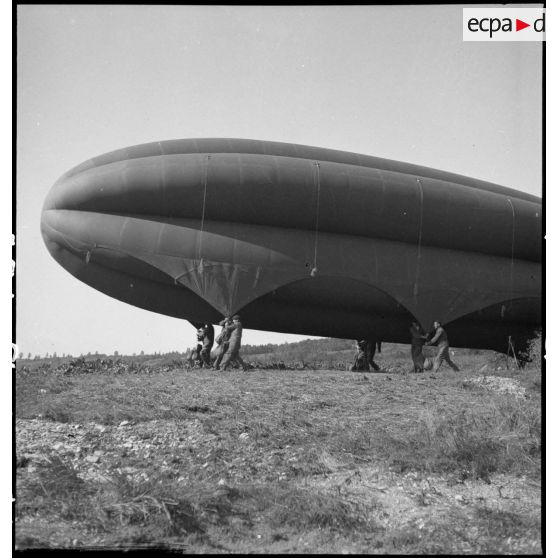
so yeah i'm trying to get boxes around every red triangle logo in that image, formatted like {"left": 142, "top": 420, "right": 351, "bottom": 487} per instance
{"left": 516, "top": 19, "right": 530, "bottom": 31}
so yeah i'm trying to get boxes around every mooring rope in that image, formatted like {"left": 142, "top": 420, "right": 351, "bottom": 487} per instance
{"left": 311, "top": 161, "right": 321, "bottom": 276}
{"left": 197, "top": 154, "right": 210, "bottom": 261}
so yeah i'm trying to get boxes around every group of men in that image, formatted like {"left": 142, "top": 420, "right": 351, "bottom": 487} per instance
{"left": 352, "top": 320, "right": 459, "bottom": 374}
{"left": 189, "top": 314, "right": 247, "bottom": 371}
{"left": 191, "top": 315, "right": 459, "bottom": 374}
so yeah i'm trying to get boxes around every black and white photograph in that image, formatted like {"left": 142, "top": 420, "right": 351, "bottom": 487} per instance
{"left": 14, "top": 4, "right": 544, "bottom": 553}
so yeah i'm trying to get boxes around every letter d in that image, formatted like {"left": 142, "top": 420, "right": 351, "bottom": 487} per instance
{"left": 534, "top": 13, "right": 545, "bottom": 32}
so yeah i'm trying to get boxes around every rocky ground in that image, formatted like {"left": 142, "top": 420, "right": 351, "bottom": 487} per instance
{"left": 15, "top": 361, "right": 542, "bottom": 553}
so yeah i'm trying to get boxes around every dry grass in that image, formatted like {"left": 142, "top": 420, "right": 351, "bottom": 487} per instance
{"left": 15, "top": 353, "right": 542, "bottom": 553}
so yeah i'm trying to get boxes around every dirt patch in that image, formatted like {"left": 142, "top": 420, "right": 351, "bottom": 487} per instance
{"left": 462, "top": 375, "right": 527, "bottom": 399}
{"left": 15, "top": 365, "right": 541, "bottom": 553}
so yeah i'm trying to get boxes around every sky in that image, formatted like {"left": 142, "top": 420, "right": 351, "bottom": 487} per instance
{"left": 16, "top": 4, "right": 543, "bottom": 358}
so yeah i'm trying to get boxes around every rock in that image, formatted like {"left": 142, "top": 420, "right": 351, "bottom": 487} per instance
{"left": 16, "top": 455, "right": 30, "bottom": 468}
{"left": 465, "top": 375, "right": 526, "bottom": 399}
{"left": 85, "top": 455, "right": 100, "bottom": 463}
{"left": 118, "top": 421, "right": 130, "bottom": 427}
{"left": 230, "top": 517, "right": 243, "bottom": 528}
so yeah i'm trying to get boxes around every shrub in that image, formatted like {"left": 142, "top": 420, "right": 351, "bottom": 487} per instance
{"left": 98, "top": 474, "right": 204, "bottom": 536}
{"left": 376, "top": 395, "right": 541, "bottom": 481}
{"left": 230, "top": 484, "right": 376, "bottom": 533}
{"left": 17, "top": 454, "right": 93, "bottom": 519}
{"left": 521, "top": 330, "right": 542, "bottom": 369}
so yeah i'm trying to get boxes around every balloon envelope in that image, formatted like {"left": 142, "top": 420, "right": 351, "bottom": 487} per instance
{"left": 41, "top": 138, "right": 541, "bottom": 353}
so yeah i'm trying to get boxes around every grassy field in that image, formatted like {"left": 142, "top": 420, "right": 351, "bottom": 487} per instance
{"left": 15, "top": 345, "right": 542, "bottom": 553}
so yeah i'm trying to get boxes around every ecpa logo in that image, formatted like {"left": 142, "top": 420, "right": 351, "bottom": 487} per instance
{"left": 463, "top": 8, "right": 545, "bottom": 41}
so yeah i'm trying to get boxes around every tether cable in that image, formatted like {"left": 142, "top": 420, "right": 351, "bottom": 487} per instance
{"left": 197, "top": 154, "right": 210, "bottom": 261}
{"left": 311, "top": 161, "right": 321, "bottom": 276}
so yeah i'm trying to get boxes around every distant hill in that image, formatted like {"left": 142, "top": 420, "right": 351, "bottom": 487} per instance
{"left": 241, "top": 337, "right": 354, "bottom": 356}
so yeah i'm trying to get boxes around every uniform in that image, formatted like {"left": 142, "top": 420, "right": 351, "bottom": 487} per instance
{"left": 199, "top": 324, "right": 215, "bottom": 367}
{"left": 219, "top": 318, "right": 247, "bottom": 371}
{"left": 190, "top": 328, "right": 204, "bottom": 367}
{"left": 366, "top": 339, "right": 381, "bottom": 371}
{"left": 427, "top": 325, "right": 459, "bottom": 372}
{"left": 410, "top": 324, "right": 428, "bottom": 373}
{"left": 212, "top": 320, "right": 230, "bottom": 370}
{"left": 351, "top": 340, "right": 368, "bottom": 371}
